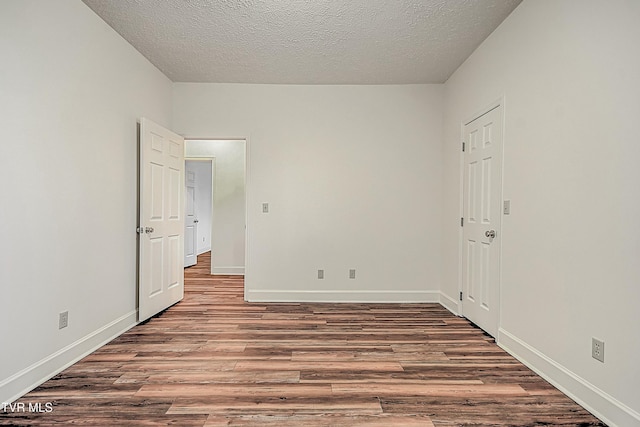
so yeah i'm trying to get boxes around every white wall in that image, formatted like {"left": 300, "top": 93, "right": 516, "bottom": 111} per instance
{"left": 174, "top": 84, "right": 444, "bottom": 301}
{"left": 185, "top": 160, "right": 213, "bottom": 255}
{"left": 442, "top": 1, "right": 640, "bottom": 425}
{"left": 8, "top": 2, "right": 633, "bottom": 423}
{"left": 0, "top": 0, "right": 172, "bottom": 403}
{"left": 186, "top": 141, "right": 246, "bottom": 273}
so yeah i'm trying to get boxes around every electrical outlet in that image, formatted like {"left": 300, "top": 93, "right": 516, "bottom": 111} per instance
{"left": 349, "top": 269, "right": 356, "bottom": 279}
{"left": 59, "top": 311, "right": 69, "bottom": 329}
{"left": 317, "top": 269, "right": 324, "bottom": 279}
{"left": 592, "top": 338, "right": 604, "bottom": 363}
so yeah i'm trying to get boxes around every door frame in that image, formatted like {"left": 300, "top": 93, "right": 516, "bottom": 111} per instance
{"left": 183, "top": 136, "right": 250, "bottom": 297}
{"left": 457, "top": 97, "right": 506, "bottom": 336}
{"left": 185, "top": 157, "right": 215, "bottom": 262}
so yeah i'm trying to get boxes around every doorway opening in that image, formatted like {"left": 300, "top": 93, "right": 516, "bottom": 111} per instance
{"left": 184, "top": 139, "right": 247, "bottom": 277}
{"left": 184, "top": 158, "right": 214, "bottom": 268}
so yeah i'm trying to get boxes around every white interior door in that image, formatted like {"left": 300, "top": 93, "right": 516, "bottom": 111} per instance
{"left": 184, "top": 167, "right": 197, "bottom": 267}
{"left": 139, "top": 118, "right": 185, "bottom": 322}
{"left": 461, "top": 105, "right": 503, "bottom": 337}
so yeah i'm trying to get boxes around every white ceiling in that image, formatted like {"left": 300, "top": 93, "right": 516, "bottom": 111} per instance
{"left": 82, "top": 0, "right": 522, "bottom": 84}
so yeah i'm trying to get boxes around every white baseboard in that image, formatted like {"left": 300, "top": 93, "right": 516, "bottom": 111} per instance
{"left": 211, "top": 266, "right": 245, "bottom": 275}
{"left": 439, "top": 292, "right": 460, "bottom": 315}
{"left": 498, "top": 328, "right": 640, "bottom": 427}
{"left": 245, "top": 290, "right": 440, "bottom": 303}
{"left": 0, "top": 310, "right": 137, "bottom": 404}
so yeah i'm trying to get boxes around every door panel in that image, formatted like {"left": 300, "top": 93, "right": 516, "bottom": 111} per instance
{"left": 169, "top": 234, "right": 181, "bottom": 287}
{"left": 466, "top": 240, "right": 477, "bottom": 302}
{"left": 169, "top": 167, "right": 181, "bottom": 219}
{"left": 462, "top": 105, "right": 503, "bottom": 337}
{"left": 139, "top": 118, "right": 185, "bottom": 322}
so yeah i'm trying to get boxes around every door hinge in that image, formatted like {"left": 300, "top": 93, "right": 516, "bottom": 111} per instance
{"left": 459, "top": 291, "right": 463, "bottom": 301}
{"left": 462, "top": 141, "right": 466, "bottom": 152}
{"left": 461, "top": 217, "right": 464, "bottom": 227}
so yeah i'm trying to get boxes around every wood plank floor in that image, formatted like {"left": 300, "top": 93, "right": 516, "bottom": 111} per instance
{"left": 1, "top": 252, "right": 605, "bottom": 426}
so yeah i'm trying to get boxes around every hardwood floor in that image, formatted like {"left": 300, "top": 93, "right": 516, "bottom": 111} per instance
{"left": 1, "top": 252, "right": 605, "bottom": 426}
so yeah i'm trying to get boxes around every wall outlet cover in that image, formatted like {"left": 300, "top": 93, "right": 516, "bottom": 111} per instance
{"left": 592, "top": 338, "right": 605, "bottom": 363}
{"left": 59, "top": 311, "right": 69, "bottom": 329}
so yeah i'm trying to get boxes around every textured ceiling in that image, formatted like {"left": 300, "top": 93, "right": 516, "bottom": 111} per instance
{"left": 82, "top": 0, "right": 522, "bottom": 84}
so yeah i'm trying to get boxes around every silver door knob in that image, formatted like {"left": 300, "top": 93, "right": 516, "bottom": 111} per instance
{"left": 145, "top": 227, "right": 154, "bottom": 234}
{"left": 485, "top": 230, "right": 496, "bottom": 238}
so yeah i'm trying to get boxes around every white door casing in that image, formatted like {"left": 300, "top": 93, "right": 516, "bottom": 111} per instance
{"left": 461, "top": 104, "right": 503, "bottom": 337}
{"left": 184, "top": 167, "right": 197, "bottom": 267}
{"left": 139, "top": 118, "right": 185, "bottom": 322}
